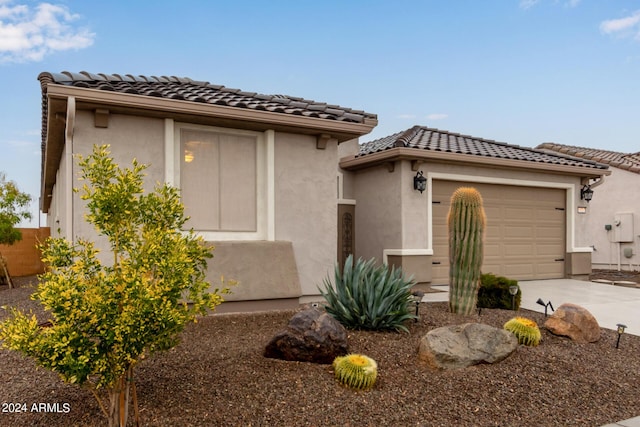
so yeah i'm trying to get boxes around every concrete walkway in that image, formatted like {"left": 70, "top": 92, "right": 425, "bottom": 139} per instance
{"left": 424, "top": 278, "right": 640, "bottom": 427}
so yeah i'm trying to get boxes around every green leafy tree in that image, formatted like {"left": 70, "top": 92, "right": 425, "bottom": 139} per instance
{"left": 0, "top": 145, "right": 228, "bottom": 427}
{"left": 0, "top": 172, "right": 32, "bottom": 287}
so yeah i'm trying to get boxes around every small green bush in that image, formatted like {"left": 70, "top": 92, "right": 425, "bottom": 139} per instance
{"left": 477, "top": 273, "right": 520, "bottom": 310}
{"left": 318, "top": 255, "right": 416, "bottom": 332}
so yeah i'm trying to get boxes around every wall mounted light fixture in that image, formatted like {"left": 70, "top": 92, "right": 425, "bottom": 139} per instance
{"left": 580, "top": 184, "right": 593, "bottom": 202}
{"left": 414, "top": 171, "right": 427, "bottom": 194}
{"left": 184, "top": 150, "right": 194, "bottom": 163}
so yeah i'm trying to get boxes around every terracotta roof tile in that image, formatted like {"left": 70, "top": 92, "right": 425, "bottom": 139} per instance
{"left": 537, "top": 143, "right": 640, "bottom": 174}
{"left": 358, "top": 125, "right": 608, "bottom": 170}
{"left": 38, "top": 71, "right": 376, "bottom": 124}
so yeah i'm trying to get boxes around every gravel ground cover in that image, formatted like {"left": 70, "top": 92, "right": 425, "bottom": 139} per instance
{"left": 1, "top": 274, "right": 639, "bottom": 427}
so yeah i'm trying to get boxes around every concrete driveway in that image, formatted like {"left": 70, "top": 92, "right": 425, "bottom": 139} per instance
{"left": 425, "top": 278, "right": 640, "bottom": 336}
{"left": 519, "top": 279, "right": 640, "bottom": 337}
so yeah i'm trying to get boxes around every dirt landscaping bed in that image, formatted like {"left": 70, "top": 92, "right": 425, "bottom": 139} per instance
{"left": 1, "top": 276, "right": 639, "bottom": 426}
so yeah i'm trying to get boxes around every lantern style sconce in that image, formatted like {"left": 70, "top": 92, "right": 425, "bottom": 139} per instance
{"left": 414, "top": 171, "right": 427, "bottom": 194}
{"left": 615, "top": 323, "right": 627, "bottom": 349}
{"left": 580, "top": 184, "right": 593, "bottom": 202}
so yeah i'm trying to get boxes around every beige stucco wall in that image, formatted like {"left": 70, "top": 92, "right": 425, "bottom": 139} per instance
{"left": 338, "top": 138, "right": 359, "bottom": 200}
{"left": 206, "top": 241, "right": 301, "bottom": 301}
{"left": 52, "top": 110, "right": 344, "bottom": 304}
{"left": 47, "top": 142, "right": 69, "bottom": 238}
{"left": 274, "top": 132, "right": 338, "bottom": 299}
{"left": 398, "top": 160, "right": 429, "bottom": 249}
{"left": 353, "top": 163, "right": 402, "bottom": 261}
{"left": 352, "top": 157, "right": 591, "bottom": 281}
{"left": 580, "top": 168, "right": 640, "bottom": 271}
{"left": 71, "top": 111, "right": 165, "bottom": 245}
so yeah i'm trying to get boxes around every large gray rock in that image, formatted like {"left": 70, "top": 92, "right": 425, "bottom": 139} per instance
{"left": 544, "top": 303, "right": 601, "bottom": 343}
{"left": 418, "top": 323, "right": 518, "bottom": 370}
{"left": 264, "top": 308, "right": 348, "bottom": 364}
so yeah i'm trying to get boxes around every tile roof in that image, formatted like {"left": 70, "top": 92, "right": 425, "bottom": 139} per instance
{"left": 536, "top": 143, "right": 640, "bottom": 174}
{"left": 357, "top": 125, "right": 609, "bottom": 170}
{"left": 37, "top": 71, "right": 377, "bottom": 124}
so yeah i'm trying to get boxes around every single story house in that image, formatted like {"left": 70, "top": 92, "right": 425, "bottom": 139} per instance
{"left": 38, "top": 71, "right": 377, "bottom": 311}
{"left": 339, "top": 126, "right": 611, "bottom": 285}
{"left": 537, "top": 143, "right": 640, "bottom": 273}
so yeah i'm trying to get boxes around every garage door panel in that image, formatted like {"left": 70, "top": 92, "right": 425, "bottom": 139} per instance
{"left": 504, "top": 225, "right": 534, "bottom": 238}
{"left": 484, "top": 243, "right": 502, "bottom": 257}
{"left": 536, "top": 227, "right": 562, "bottom": 238}
{"left": 504, "top": 207, "right": 535, "bottom": 220}
{"left": 504, "top": 264, "right": 535, "bottom": 277}
{"left": 502, "top": 244, "right": 535, "bottom": 256}
{"left": 432, "top": 180, "right": 565, "bottom": 284}
{"left": 536, "top": 244, "right": 564, "bottom": 256}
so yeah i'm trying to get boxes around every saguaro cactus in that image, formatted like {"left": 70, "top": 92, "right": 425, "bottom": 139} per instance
{"left": 447, "top": 187, "right": 486, "bottom": 314}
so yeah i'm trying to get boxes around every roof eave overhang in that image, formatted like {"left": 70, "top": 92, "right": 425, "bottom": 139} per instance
{"left": 44, "top": 85, "right": 377, "bottom": 141}
{"left": 41, "top": 84, "right": 378, "bottom": 212}
{"left": 339, "top": 147, "right": 611, "bottom": 179}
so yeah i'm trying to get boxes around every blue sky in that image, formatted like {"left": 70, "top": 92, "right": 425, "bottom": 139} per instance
{"left": 1, "top": 0, "right": 639, "bottom": 226}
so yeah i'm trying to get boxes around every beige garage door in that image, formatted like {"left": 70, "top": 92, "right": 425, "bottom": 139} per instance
{"left": 431, "top": 181, "right": 566, "bottom": 284}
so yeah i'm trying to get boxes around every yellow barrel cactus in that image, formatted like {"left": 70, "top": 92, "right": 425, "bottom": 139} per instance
{"left": 333, "top": 354, "right": 377, "bottom": 390}
{"left": 504, "top": 317, "right": 541, "bottom": 346}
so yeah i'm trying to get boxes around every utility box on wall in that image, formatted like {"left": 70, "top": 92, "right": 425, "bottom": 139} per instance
{"left": 614, "top": 212, "right": 634, "bottom": 243}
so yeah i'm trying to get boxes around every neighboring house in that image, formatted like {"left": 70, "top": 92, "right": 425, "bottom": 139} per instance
{"left": 339, "top": 126, "right": 611, "bottom": 285}
{"left": 38, "top": 71, "right": 377, "bottom": 311}
{"left": 537, "top": 143, "right": 640, "bottom": 273}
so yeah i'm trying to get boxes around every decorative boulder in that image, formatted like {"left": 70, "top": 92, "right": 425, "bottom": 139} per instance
{"left": 544, "top": 303, "right": 600, "bottom": 343}
{"left": 264, "top": 308, "right": 348, "bottom": 364}
{"left": 418, "top": 323, "right": 518, "bottom": 370}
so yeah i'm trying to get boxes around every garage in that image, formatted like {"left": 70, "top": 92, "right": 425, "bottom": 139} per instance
{"left": 431, "top": 180, "right": 566, "bottom": 284}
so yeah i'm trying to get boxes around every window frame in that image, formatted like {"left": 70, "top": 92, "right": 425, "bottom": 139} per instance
{"left": 167, "top": 120, "right": 274, "bottom": 241}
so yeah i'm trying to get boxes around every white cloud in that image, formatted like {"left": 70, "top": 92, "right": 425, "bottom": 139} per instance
{"left": 0, "top": 1, "right": 94, "bottom": 63}
{"left": 426, "top": 113, "right": 448, "bottom": 121}
{"left": 519, "top": 0, "right": 539, "bottom": 10}
{"left": 523, "top": 0, "right": 580, "bottom": 10}
{"left": 396, "top": 114, "right": 416, "bottom": 120}
{"left": 600, "top": 10, "right": 640, "bottom": 38}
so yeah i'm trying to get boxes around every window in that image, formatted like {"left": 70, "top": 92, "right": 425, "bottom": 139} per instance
{"left": 172, "top": 123, "right": 271, "bottom": 240}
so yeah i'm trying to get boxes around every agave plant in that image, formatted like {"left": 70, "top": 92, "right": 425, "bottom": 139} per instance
{"left": 318, "top": 255, "right": 416, "bottom": 332}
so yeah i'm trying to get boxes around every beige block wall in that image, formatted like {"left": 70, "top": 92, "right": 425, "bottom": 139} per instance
{"left": 0, "top": 228, "right": 50, "bottom": 277}
{"left": 274, "top": 132, "right": 338, "bottom": 298}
